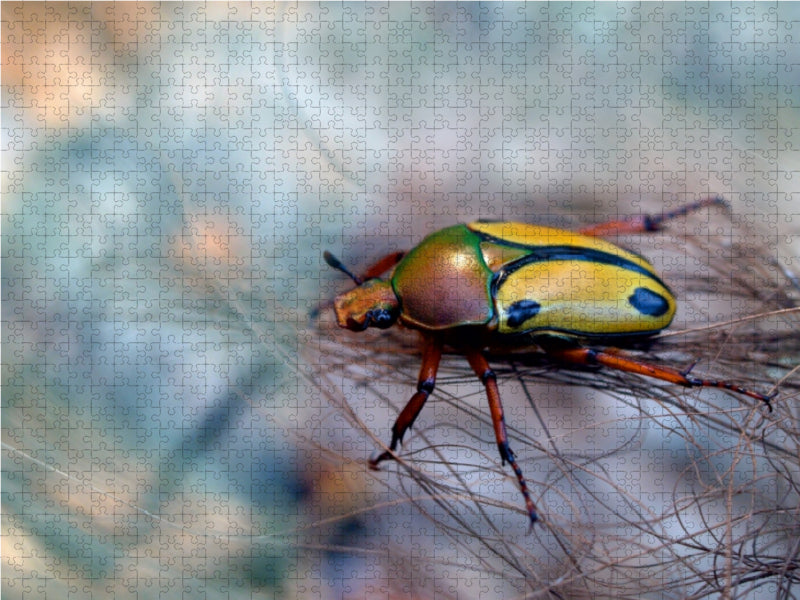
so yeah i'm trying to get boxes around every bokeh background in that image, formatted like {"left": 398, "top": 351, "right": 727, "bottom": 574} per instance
{"left": 3, "top": 3, "right": 799, "bottom": 599}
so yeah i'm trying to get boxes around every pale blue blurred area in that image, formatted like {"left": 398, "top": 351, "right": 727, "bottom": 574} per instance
{"left": 3, "top": 3, "right": 799, "bottom": 598}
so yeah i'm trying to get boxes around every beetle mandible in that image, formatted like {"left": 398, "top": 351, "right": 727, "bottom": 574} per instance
{"left": 324, "top": 197, "right": 774, "bottom": 525}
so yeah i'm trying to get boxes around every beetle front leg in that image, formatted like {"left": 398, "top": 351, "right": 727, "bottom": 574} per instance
{"left": 465, "top": 349, "right": 539, "bottom": 526}
{"left": 369, "top": 336, "right": 443, "bottom": 467}
{"left": 578, "top": 196, "right": 727, "bottom": 237}
{"left": 360, "top": 251, "right": 406, "bottom": 281}
{"left": 544, "top": 344, "right": 774, "bottom": 410}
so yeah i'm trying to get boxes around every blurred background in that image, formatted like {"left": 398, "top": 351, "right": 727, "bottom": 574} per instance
{"left": 3, "top": 3, "right": 799, "bottom": 599}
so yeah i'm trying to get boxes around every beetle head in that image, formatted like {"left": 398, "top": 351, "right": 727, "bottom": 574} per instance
{"left": 333, "top": 279, "right": 399, "bottom": 331}
{"left": 324, "top": 251, "right": 400, "bottom": 331}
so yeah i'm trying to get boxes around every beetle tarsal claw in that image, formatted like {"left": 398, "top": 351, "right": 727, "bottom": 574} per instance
{"left": 368, "top": 448, "right": 392, "bottom": 468}
{"left": 680, "top": 359, "right": 699, "bottom": 377}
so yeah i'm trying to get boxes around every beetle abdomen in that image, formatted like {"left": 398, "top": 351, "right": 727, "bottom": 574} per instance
{"left": 468, "top": 221, "right": 676, "bottom": 337}
{"left": 494, "top": 258, "right": 675, "bottom": 336}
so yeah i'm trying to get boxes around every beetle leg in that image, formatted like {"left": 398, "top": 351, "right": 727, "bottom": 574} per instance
{"left": 465, "top": 349, "right": 539, "bottom": 525}
{"left": 369, "top": 335, "right": 443, "bottom": 467}
{"left": 544, "top": 345, "right": 774, "bottom": 411}
{"left": 360, "top": 251, "right": 406, "bottom": 281}
{"left": 578, "top": 196, "right": 727, "bottom": 237}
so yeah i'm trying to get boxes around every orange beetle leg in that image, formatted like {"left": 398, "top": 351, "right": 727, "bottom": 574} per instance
{"left": 465, "top": 349, "right": 539, "bottom": 526}
{"left": 369, "top": 336, "right": 443, "bottom": 467}
{"left": 545, "top": 345, "right": 774, "bottom": 411}
{"left": 360, "top": 251, "right": 406, "bottom": 281}
{"left": 578, "top": 196, "right": 727, "bottom": 237}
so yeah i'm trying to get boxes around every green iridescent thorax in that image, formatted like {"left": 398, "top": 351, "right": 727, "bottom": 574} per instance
{"left": 390, "top": 225, "right": 496, "bottom": 331}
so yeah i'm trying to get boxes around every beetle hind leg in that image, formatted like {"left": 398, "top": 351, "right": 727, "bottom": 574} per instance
{"left": 465, "top": 349, "right": 539, "bottom": 526}
{"left": 578, "top": 196, "right": 727, "bottom": 237}
{"left": 544, "top": 344, "right": 774, "bottom": 411}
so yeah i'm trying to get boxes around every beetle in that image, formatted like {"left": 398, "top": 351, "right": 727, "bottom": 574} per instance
{"left": 323, "top": 196, "right": 775, "bottom": 526}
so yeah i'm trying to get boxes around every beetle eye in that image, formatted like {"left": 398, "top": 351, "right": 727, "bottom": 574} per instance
{"left": 367, "top": 308, "right": 397, "bottom": 329}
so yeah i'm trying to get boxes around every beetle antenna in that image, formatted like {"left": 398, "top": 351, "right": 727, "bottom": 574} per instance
{"left": 323, "top": 250, "right": 363, "bottom": 285}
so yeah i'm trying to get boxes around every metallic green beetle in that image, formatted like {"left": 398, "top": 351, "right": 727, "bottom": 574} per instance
{"left": 324, "top": 197, "right": 774, "bottom": 525}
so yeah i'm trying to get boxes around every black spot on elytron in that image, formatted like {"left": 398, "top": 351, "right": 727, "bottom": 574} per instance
{"left": 628, "top": 287, "right": 669, "bottom": 317}
{"left": 506, "top": 300, "right": 542, "bottom": 328}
